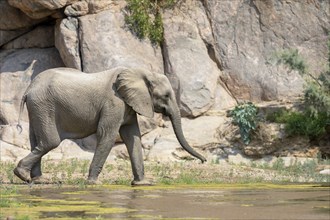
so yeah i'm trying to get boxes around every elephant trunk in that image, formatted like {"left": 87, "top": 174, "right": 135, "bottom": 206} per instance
{"left": 169, "top": 106, "right": 207, "bottom": 163}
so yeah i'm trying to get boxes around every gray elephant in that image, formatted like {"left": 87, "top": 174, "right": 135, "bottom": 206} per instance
{"left": 14, "top": 64, "right": 206, "bottom": 185}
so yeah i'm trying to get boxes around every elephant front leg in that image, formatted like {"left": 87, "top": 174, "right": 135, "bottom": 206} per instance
{"left": 119, "top": 116, "right": 152, "bottom": 186}
{"left": 87, "top": 138, "right": 114, "bottom": 184}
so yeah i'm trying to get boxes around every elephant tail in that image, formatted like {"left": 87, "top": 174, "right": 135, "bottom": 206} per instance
{"left": 17, "top": 60, "right": 37, "bottom": 134}
{"left": 17, "top": 94, "right": 27, "bottom": 134}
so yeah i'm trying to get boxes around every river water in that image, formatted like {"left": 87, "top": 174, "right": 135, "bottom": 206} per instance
{"left": 4, "top": 184, "right": 330, "bottom": 219}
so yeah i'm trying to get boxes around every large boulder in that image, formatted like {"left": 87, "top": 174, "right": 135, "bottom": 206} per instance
{"left": 2, "top": 25, "right": 54, "bottom": 49}
{"left": 78, "top": 9, "right": 163, "bottom": 73}
{"left": 203, "top": 0, "right": 329, "bottom": 101}
{"left": 0, "top": 48, "right": 65, "bottom": 78}
{"left": 7, "top": 0, "right": 114, "bottom": 19}
{"left": 0, "top": 1, "right": 46, "bottom": 30}
{"left": 0, "top": 29, "right": 31, "bottom": 47}
{"left": 7, "top": 0, "right": 74, "bottom": 19}
{"left": 64, "top": 0, "right": 115, "bottom": 17}
{"left": 55, "top": 17, "right": 81, "bottom": 70}
{"left": 0, "top": 1, "right": 46, "bottom": 47}
{"left": 163, "top": 1, "right": 235, "bottom": 117}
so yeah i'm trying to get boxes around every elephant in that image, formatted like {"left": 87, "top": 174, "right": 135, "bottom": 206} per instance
{"left": 14, "top": 64, "right": 206, "bottom": 185}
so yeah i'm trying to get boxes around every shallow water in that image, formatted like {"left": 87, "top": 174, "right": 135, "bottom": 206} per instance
{"left": 3, "top": 184, "right": 330, "bottom": 219}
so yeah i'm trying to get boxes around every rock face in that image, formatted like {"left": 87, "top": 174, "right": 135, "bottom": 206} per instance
{"left": 162, "top": 1, "right": 235, "bottom": 117}
{"left": 2, "top": 25, "right": 55, "bottom": 49}
{"left": 0, "top": 0, "right": 329, "bottom": 163}
{"left": 78, "top": 9, "right": 164, "bottom": 73}
{"left": 0, "top": 1, "right": 46, "bottom": 30}
{"left": 204, "top": 0, "right": 328, "bottom": 101}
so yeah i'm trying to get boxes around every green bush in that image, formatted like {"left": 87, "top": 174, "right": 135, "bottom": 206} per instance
{"left": 229, "top": 102, "right": 259, "bottom": 145}
{"left": 265, "top": 109, "right": 290, "bottom": 123}
{"left": 273, "top": 110, "right": 329, "bottom": 140}
{"left": 273, "top": 38, "right": 330, "bottom": 141}
{"left": 304, "top": 77, "right": 330, "bottom": 116}
{"left": 274, "top": 49, "right": 307, "bottom": 75}
{"left": 274, "top": 40, "right": 330, "bottom": 117}
{"left": 304, "top": 38, "right": 330, "bottom": 116}
{"left": 125, "top": 0, "right": 177, "bottom": 45}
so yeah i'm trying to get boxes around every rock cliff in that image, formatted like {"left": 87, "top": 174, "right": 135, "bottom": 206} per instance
{"left": 0, "top": 0, "right": 329, "bottom": 163}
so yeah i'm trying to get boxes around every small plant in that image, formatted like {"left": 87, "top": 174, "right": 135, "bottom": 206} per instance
{"left": 66, "top": 158, "right": 79, "bottom": 181}
{"left": 175, "top": 172, "right": 197, "bottom": 184}
{"left": 229, "top": 102, "right": 259, "bottom": 145}
{"left": 265, "top": 109, "right": 290, "bottom": 123}
{"left": 304, "top": 67, "right": 330, "bottom": 117}
{"left": 273, "top": 49, "right": 307, "bottom": 75}
{"left": 273, "top": 39, "right": 330, "bottom": 140}
{"left": 80, "top": 159, "right": 90, "bottom": 177}
{"left": 4, "top": 162, "right": 16, "bottom": 183}
{"left": 125, "top": 0, "right": 177, "bottom": 44}
{"left": 304, "top": 39, "right": 330, "bottom": 117}
{"left": 271, "top": 158, "right": 285, "bottom": 171}
{"left": 125, "top": 0, "right": 152, "bottom": 40}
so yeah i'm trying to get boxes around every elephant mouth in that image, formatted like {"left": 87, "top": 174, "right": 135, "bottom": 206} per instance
{"left": 154, "top": 106, "right": 169, "bottom": 116}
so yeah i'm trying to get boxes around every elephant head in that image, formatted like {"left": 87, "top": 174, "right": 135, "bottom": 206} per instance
{"left": 116, "top": 68, "right": 206, "bottom": 163}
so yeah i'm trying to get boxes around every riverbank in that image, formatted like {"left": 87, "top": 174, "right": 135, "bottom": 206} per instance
{"left": 1, "top": 158, "right": 329, "bottom": 186}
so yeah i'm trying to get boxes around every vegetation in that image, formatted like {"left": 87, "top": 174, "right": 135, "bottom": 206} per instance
{"left": 303, "top": 39, "right": 330, "bottom": 117}
{"left": 125, "top": 0, "right": 177, "bottom": 44}
{"left": 273, "top": 49, "right": 307, "bottom": 75}
{"left": 270, "top": 110, "right": 329, "bottom": 141}
{"left": 250, "top": 157, "right": 328, "bottom": 183}
{"left": 270, "top": 39, "right": 330, "bottom": 141}
{"left": 228, "top": 102, "right": 259, "bottom": 145}
{"left": 1, "top": 159, "right": 328, "bottom": 187}
{"left": 2, "top": 161, "right": 16, "bottom": 183}
{"left": 0, "top": 186, "right": 32, "bottom": 220}
{"left": 304, "top": 64, "right": 330, "bottom": 117}
{"left": 276, "top": 41, "right": 330, "bottom": 116}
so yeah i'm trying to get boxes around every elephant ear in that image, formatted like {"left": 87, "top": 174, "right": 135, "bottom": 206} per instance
{"left": 115, "top": 68, "right": 154, "bottom": 118}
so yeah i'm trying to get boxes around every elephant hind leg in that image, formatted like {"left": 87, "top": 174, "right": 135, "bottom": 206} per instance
{"left": 14, "top": 152, "right": 41, "bottom": 183}
{"left": 29, "top": 126, "right": 42, "bottom": 180}
{"left": 14, "top": 137, "right": 61, "bottom": 183}
{"left": 14, "top": 146, "right": 55, "bottom": 183}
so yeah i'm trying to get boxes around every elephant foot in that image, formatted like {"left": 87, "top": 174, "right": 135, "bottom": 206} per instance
{"left": 14, "top": 167, "right": 31, "bottom": 183}
{"left": 131, "top": 179, "right": 154, "bottom": 187}
{"left": 87, "top": 178, "right": 102, "bottom": 185}
{"left": 31, "top": 175, "right": 53, "bottom": 184}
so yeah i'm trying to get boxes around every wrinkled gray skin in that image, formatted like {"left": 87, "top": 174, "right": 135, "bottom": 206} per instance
{"left": 14, "top": 65, "right": 206, "bottom": 185}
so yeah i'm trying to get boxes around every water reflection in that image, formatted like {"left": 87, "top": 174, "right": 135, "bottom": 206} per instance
{"left": 13, "top": 185, "right": 330, "bottom": 219}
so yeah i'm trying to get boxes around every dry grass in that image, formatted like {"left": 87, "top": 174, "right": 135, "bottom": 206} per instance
{"left": 1, "top": 158, "right": 329, "bottom": 186}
